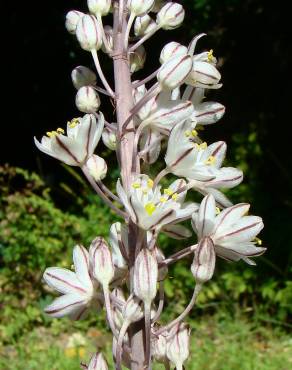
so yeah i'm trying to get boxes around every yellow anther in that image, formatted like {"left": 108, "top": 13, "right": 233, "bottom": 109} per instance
{"left": 254, "top": 237, "right": 262, "bottom": 246}
{"left": 191, "top": 130, "right": 198, "bottom": 137}
{"left": 171, "top": 193, "right": 178, "bottom": 201}
{"left": 184, "top": 130, "right": 191, "bottom": 137}
{"left": 147, "top": 179, "right": 154, "bottom": 188}
{"left": 160, "top": 197, "right": 167, "bottom": 203}
{"left": 204, "top": 156, "right": 216, "bottom": 165}
{"left": 145, "top": 202, "right": 156, "bottom": 216}
{"left": 207, "top": 49, "right": 214, "bottom": 62}
{"left": 164, "top": 188, "right": 174, "bottom": 196}
{"left": 142, "top": 188, "right": 148, "bottom": 194}
{"left": 132, "top": 182, "right": 141, "bottom": 189}
{"left": 216, "top": 207, "right": 221, "bottom": 215}
{"left": 57, "top": 128, "right": 65, "bottom": 134}
{"left": 200, "top": 142, "right": 207, "bottom": 150}
{"left": 47, "top": 131, "right": 57, "bottom": 138}
{"left": 68, "top": 118, "right": 79, "bottom": 128}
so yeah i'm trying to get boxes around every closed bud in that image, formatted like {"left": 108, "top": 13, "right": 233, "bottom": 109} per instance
{"left": 88, "top": 352, "right": 108, "bottom": 370}
{"left": 90, "top": 237, "right": 114, "bottom": 287}
{"left": 133, "top": 248, "right": 158, "bottom": 305}
{"left": 191, "top": 237, "right": 216, "bottom": 284}
{"left": 157, "top": 54, "right": 192, "bottom": 90}
{"left": 76, "top": 15, "right": 103, "bottom": 51}
{"left": 75, "top": 86, "right": 101, "bottom": 113}
{"left": 65, "top": 10, "right": 84, "bottom": 34}
{"left": 134, "top": 14, "right": 157, "bottom": 36}
{"left": 159, "top": 42, "right": 187, "bottom": 64}
{"left": 152, "top": 333, "right": 167, "bottom": 363}
{"left": 130, "top": 45, "right": 146, "bottom": 73}
{"left": 102, "top": 127, "right": 117, "bottom": 150}
{"left": 85, "top": 154, "right": 107, "bottom": 181}
{"left": 71, "top": 66, "right": 97, "bottom": 90}
{"left": 166, "top": 323, "right": 190, "bottom": 369}
{"left": 151, "top": 0, "right": 167, "bottom": 13}
{"left": 186, "top": 61, "right": 221, "bottom": 87}
{"left": 87, "top": 0, "right": 111, "bottom": 17}
{"left": 157, "top": 2, "right": 185, "bottom": 30}
{"left": 127, "top": 0, "right": 155, "bottom": 16}
{"left": 122, "top": 295, "right": 143, "bottom": 323}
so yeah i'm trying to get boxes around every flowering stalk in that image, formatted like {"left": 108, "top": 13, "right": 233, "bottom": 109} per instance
{"left": 36, "top": 1, "right": 266, "bottom": 369}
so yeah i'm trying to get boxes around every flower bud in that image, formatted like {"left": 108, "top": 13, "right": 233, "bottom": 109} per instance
{"left": 134, "top": 14, "right": 157, "bottom": 36}
{"left": 90, "top": 237, "right": 114, "bottom": 287}
{"left": 88, "top": 0, "right": 111, "bottom": 17}
{"left": 157, "top": 2, "right": 185, "bottom": 30}
{"left": 166, "top": 323, "right": 190, "bottom": 369}
{"left": 151, "top": 0, "right": 167, "bottom": 13}
{"left": 127, "top": 0, "right": 155, "bottom": 16}
{"left": 71, "top": 66, "right": 97, "bottom": 90}
{"left": 152, "top": 333, "right": 167, "bottom": 363}
{"left": 186, "top": 61, "right": 221, "bottom": 87}
{"left": 75, "top": 86, "right": 101, "bottom": 113}
{"left": 76, "top": 15, "right": 103, "bottom": 51}
{"left": 191, "top": 237, "right": 216, "bottom": 284}
{"left": 133, "top": 248, "right": 158, "bottom": 305}
{"left": 159, "top": 42, "right": 187, "bottom": 64}
{"left": 102, "top": 127, "right": 117, "bottom": 150}
{"left": 85, "top": 154, "right": 107, "bottom": 181}
{"left": 122, "top": 295, "right": 143, "bottom": 323}
{"left": 130, "top": 45, "right": 146, "bottom": 73}
{"left": 88, "top": 352, "right": 108, "bottom": 370}
{"left": 65, "top": 10, "right": 84, "bottom": 34}
{"left": 157, "top": 54, "right": 192, "bottom": 90}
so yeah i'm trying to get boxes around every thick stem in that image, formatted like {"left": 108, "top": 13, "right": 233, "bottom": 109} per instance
{"left": 113, "top": 2, "right": 145, "bottom": 369}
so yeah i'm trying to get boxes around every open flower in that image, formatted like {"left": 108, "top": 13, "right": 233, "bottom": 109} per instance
{"left": 192, "top": 194, "right": 266, "bottom": 264}
{"left": 34, "top": 113, "right": 104, "bottom": 166}
{"left": 165, "top": 120, "right": 227, "bottom": 181}
{"left": 43, "top": 245, "right": 97, "bottom": 320}
{"left": 117, "top": 175, "right": 198, "bottom": 231}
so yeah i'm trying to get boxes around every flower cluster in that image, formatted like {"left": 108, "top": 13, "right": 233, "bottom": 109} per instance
{"left": 36, "top": 1, "right": 266, "bottom": 369}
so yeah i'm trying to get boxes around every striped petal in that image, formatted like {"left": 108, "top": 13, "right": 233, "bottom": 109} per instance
{"left": 44, "top": 293, "right": 86, "bottom": 318}
{"left": 43, "top": 267, "right": 88, "bottom": 295}
{"left": 162, "top": 224, "right": 192, "bottom": 239}
{"left": 73, "top": 245, "right": 92, "bottom": 289}
{"left": 197, "top": 194, "right": 216, "bottom": 238}
{"left": 213, "top": 203, "right": 250, "bottom": 236}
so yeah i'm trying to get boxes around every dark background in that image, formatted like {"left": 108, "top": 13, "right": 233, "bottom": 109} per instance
{"left": 5, "top": 0, "right": 291, "bottom": 277}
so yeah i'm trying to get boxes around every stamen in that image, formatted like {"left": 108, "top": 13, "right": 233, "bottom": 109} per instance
{"left": 254, "top": 237, "right": 262, "bottom": 246}
{"left": 57, "top": 128, "right": 65, "bottom": 134}
{"left": 68, "top": 118, "right": 80, "bottom": 128}
{"left": 142, "top": 188, "right": 148, "bottom": 194}
{"left": 216, "top": 207, "right": 221, "bottom": 215}
{"left": 207, "top": 49, "right": 214, "bottom": 62}
{"left": 204, "top": 155, "right": 216, "bottom": 165}
{"left": 160, "top": 197, "right": 167, "bottom": 203}
{"left": 171, "top": 193, "right": 178, "bottom": 201}
{"left": 145, "top": 202, "right": 156, "bottom": 216}
{"left": 184, "top": 130, "right": 191, "bottom": 137}
{"left": 46, "top": 131, "right": 58, "bottom": 138}
{"left": 147, "top": 179, "right": 154, "bottom": 188}
{"left": 191, "top": 129, "right": 198, "bottom": 137}
{"left": 132, "top": 182, "right": 141, "bottom": 189}
{"left": 164, "top": 188, "right": 174, "bottom": 196}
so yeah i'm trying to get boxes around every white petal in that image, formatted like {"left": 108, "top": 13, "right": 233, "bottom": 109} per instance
{"left": 43, "top": 267, "right": 88, "bottom": 295}
{"left": 216, "top": 216, "right": 264, "bottom": 244}
{"left": 202, "top": 141, "right": 226, "bottom": 168}
{"left": 213, "top": 203, "right": 250, "bottom": 236}
{"left": 116, "top": 179, "right": 137, "bottom": 222}
{"left": 50, "top": 135, "right": 81, "bottom": 165}
{"left": 205, "top": 167, "right": 243, "bottom": 189}
{"left": 197, "top": 194, "right": 216, "bottom": 238}
{"left": 217, "top": 242, "right": 266, "bottom": 257}
{"left": 168, "top": 178, "right": 187, "bottom": 203}
{"left": 44, "top": 293, "right": 87, "bottom": 318}
{"left": 162, "top": 224, "right": 192, "bottom": 239}
{"left": 73, "top": 245, "right": 92, "bottom": 289}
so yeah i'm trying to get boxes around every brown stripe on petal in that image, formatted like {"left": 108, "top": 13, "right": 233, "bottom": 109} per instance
{"left": 159, "top": 101, "right": 193, "bottom": 120}
{"left": 86, "top": 118, "right": 93, "bottom": 158}
{"left": 45, "top": 299, "right": 85, "bottom": 314}
{"left": 46, "top": 272, "right": 87, "bottom": 294}
{"left": 200, "top": 195, "right": 211, "bottom": 236}
{"left": 211, "top": 142, "right": 224, "bottom": 157}
{"left": 165, "top": 55, "right": 191, "bottom": 85}
{"left": 213, "top": 203, "right": 248, "bottom": 234}
{"left": 154, "top": 209, "right": 175, "bottom": 228}
{"left": 217, "top": 221, "right": 262, "bottom": 240}
{"left": 196, "top": 107, "right": 225, "bottom": 118}
{"left": 208, "top": 174, "right": 242, "bottom": 186}
{"left": 171, "top": 147, "right": 193, "bottom": 167}
{"left": 55, "top": 136, "right": 80, "bottom": 164}
{"left": 79, "top": 245, "right": 89, "bottom": 270}
{"left": 194, "top": 69, "right": 219, "bottom": 81}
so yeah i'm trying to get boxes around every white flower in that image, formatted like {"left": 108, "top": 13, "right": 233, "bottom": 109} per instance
{"left": 166, "top": 323, "right": 190, "bottom": 369}
{"left": 134, "top": 14, "right": 156, "bottom": 37}
{"left": 158, "top": 54, "right": 193, "bottom": 90}
{"left": 185, "top": 60, "right": 222, "bottom": 89}
{"left": 157, "top": 2, "right": 185, "bottom": 30}
{"left": 76, "top": 14, "right": 103, "bottom": 51}
{"left": 159, "top": 41, "right": 188, "bottom": 64}
{"left": 65, "top": 10, "right": 84, "bottom": 34}
{"left": 75, "top": 86, "right": 101, "bottom": 113}
{"left": 43, "top": 245, "right": 96, "bottom": 320}
{"left": 127, "top": 0, "right": 155, "bottom": 16}
{"left": 88, "top": 0, "right": 111, "bottom": 17}
{"left": 34, "top": 113, "right": 104, "bottom": 166}
{"left": 117, "top": 175, "right": 198, "bottom": 231}
{"left": 192, "top": 194, "right": 266, "bottom": 264}
{"left": 85, "top": 154, "right": 107, "bottom": 181}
